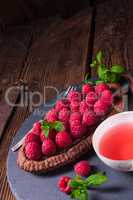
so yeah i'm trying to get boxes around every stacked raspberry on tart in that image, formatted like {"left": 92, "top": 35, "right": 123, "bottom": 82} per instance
{"left": 17, "top": 83, "right": 113, "bottom": 172}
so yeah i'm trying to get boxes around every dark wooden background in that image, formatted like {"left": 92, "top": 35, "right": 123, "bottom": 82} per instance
{"left": 0, "top": 0, "right": 92, "bottom": 25}
{"left": 0, "top": 0, "right": 133, "bottom": 199}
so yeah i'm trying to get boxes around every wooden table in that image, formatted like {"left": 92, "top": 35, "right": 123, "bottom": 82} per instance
{"left": 0, "top": 0, "right": 133, "bottom": 199}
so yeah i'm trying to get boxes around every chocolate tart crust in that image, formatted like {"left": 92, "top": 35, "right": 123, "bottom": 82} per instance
{"left": 17, "top": 134, "right": 92, "bottom": 173}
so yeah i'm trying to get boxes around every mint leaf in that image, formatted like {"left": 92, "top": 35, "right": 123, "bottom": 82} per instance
{"left": 88, "top": 50, "right": 126, "bottom": 84}
{"left": 101, "top": 70, "right": 121, "bottom": 83}
{"left": 98, "top": 68, "right": 118, "bottom": 83}
{"left": 90, "top": 63, "right": 95, "bottom": 68}
{"left": 42, "top": 128, "right": 49, "bottom": 138}
{"left": 90, "top": 59, "right": 97, "bottom": 68}
{"left": 103, "top": 70, "right": 113, "bottom": 83}
{"left": 95, "top": 80, "right": 104, "bottom": 84}
{"left": 111, "top": 65, "right": 125, "bottom": 74}
{"left": 86, "top": 172, "right": 108, "bottom": 187}
{"left": 41, "top": 121, "right": 50, "bottom": 138}
{"left": 41, "top": 120, "right": 50, "bottom": 128}
{"left": 41, "top": 120, "right": 64, "bottom": 138}
{"left": 97, "top": 64, "right": 106, "bottom": 80}
{"left": 70, "top": 180, "right": 82, "bottom": 188}
{"left": 96, "top": 51, "right": 103, "bottom": 64}
{"left": 84, "top": 79, "right": 93, "bottom": 84}
{"left": 70, "top": 176, "right": 87, "bottom": 189}
{"left": 70, "top": 188, "right": 88, "bottom": 200}
{"left": 110, "top": 72, "right": 120, "bottom": 83}
{"left": 53, "top": 121, "right": 64, "bottom": 132}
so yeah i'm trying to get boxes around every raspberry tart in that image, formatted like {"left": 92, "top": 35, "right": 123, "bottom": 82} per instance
{"left": 17, "top": 83, "right": 122, "bottom": 173}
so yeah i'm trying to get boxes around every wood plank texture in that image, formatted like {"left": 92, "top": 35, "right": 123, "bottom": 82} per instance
{"left": 27, "top": 8, "right": 93, "bottom": 100}
{"left": 92, "top": 0, "right": 133, "bottom": 77}
{"left": 0, "top": 26, "right": 32, "bottom": 140}
{"left": 0, "top": 9, "right": 93, "bottom": 200}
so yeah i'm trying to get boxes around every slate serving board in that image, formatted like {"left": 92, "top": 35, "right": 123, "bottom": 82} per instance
{"left": 7, "top": 84, "right": 133, "bottom": 200}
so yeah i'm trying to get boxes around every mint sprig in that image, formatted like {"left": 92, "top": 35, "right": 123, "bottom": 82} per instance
{"left": 85, "top": 172, "right": 108, "bottom": 187}
{"left": 52, "top": 121, "right": 65, "bottom": 132}
{"left": 85, "top": 50, "right": 125, "bottom": 84}
{"left": 41, "top": 121, "right": 51, "bottom": 138}
{"left": 70, "top": 188, "right": 88, "bottom": 200}
{"left": 111, "top": 65, "right": 125, "bottom": 74}
{"left": 96, "top": 50, "right": 103, "bottom": 64}
{"left": 69, "top": 172, "right": 108, "bottom": 200}
{"left": 41, "top": 120, "right": 64, "bottom": 138}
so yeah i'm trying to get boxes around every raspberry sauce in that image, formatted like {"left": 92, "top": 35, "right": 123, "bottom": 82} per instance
{"left": 99, "top": 123, "right": 133, "bottom": 160}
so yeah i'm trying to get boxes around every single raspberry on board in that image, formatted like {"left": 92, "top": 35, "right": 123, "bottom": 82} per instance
{"left": 82, "top": 84, "right": 94, "bottom": 96}
{"left": 55, "top": 131, "right": 72, "bottom": 149}
{"left": 58, "top": 176, "right": 72, "bottom": 194}
{"left": 45, "top": 108, "right": 57, "bottom": 122}
{"left": 74, "top": 160, "right": 91, "bottom": 177}
{"left": 25, "top": 142, "right": 42, "bottom": 161}
{"left": 42, "top": 139, "right": 56, "bottom": 156}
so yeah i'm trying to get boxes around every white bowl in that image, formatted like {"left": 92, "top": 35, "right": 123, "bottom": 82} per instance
{"left": 92, "top": 111, "right": 133, "bottom": 171}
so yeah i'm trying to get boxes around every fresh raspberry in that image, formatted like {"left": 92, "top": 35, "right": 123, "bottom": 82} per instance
{"left": 82, "top": 111, "right": 97, "bottom": 126}
{"left": 32, "top": 121, "right": 41, "bottom": 135}
{"left": 70, "top": 120, "right": 85, "bottom": 139}
{"left": 45, "top": 109, "right": 57, "bottom": 122}
{"left": 58, "top": 176, "right": 72, "bottom": 194}
{"left": 67, "top": 91, "right": 81, "bottom": 102}
{"left": 74, "top": 160, "right": 91, "bottom": 176}
{"left": 55, "top": 99, "right": 70, "bottom": 112}
{"left": 95, "top": 83, "right": 109, "bottom": 95}
{"left": 55, "top": 131, "right": 72, "bottom": 149}
{"left": 25, "top": 142, "right": 42, "bottom": 161}
{"left": 70, "top": 101, "right": 80, "bottom": 112}
{"left": 40, "top": 130, "right": 56, "bottom": 142}
{"left": 82, "top": 84, "right": 93, "bottom": 96}
{"left": 25, "top": 132, "right": 41, "bottom": 145}
{"left": 101, "top": 89, "right": 113, "bottom": 106}
{"left": 58, "top": 108, "right": 70, "bottom": 122}
{"left": 70, "top": 112, "right": 82, "bottom": 121}
{"left": 79, "top": 100, "right": 89, "bottom": 114}
{"left": 94, "top": 99, "right": 109, "bottom": 116}
{"left": 85, "top": 91, "right": 97, "bottom": 106}
{"left": 42, "top": 139, "right": 56, "bottom": 156}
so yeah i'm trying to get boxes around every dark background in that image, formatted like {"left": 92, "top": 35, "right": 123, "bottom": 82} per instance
{"left": 0, "top": 0, "right": 95, "bottom": 26}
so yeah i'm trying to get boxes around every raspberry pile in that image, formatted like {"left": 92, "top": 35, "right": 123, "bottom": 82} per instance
{"left": 24, "top": 83, "right": 113, "bottom": 161}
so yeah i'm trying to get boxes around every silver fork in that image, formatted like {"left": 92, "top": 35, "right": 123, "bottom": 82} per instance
{"left": 11, "top": 85, "right": 74, "bottom": 152}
